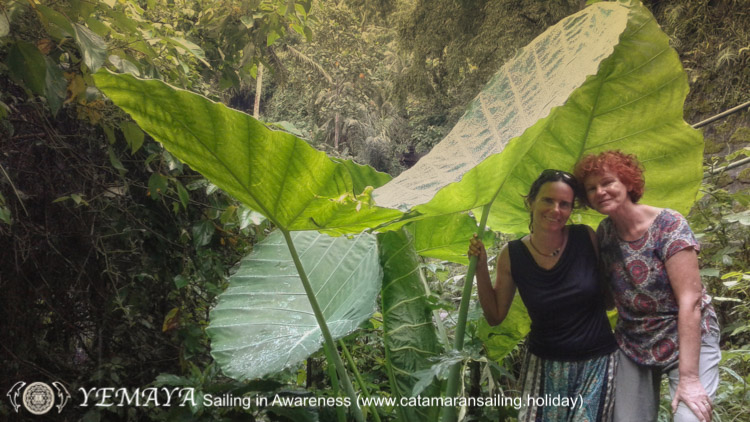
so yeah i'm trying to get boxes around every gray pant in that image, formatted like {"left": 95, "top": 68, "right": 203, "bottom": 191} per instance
{"left": 613, "top": 329, "right": 721, "bottom": 422}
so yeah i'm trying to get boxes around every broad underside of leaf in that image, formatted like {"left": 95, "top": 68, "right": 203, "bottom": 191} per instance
{"left": 373, "top": 3, "right": 629, "bottom": 212}
{"left": 207, "top": 230, "right": 381, "bottom": 381}
{"left": 375, "top": 1, "right": 703, "bottom": 236}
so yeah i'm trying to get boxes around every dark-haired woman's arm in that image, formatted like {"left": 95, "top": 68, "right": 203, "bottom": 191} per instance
{"left": 469, "top": 235, "right": 516, "bottom": 326}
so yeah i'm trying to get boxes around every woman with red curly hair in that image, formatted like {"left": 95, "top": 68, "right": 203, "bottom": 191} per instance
{"left": 575, "top": 151, "right": 720, "bottom": 422}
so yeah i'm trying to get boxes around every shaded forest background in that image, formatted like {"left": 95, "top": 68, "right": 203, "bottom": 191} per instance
{"left": 1, "top": 0, "right": 749, "bottom": 421}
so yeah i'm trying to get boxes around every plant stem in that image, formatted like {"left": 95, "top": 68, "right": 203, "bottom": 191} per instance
{"left": 340, "top": 340, "right": 382, "bottom": 422}
{"left": 253, "top": 64, "right": 263, "bottom": 118}
{"left": 440, "top": 204, "right": 492, "bottom": 422}
{"left": 281, "top": 229, "right": 365, "bottom": 422}
{"left": 419, "top": 263, "right": 450, "bottom": 348}
{"left": 323, "top": 344, "right": 347, "bottom": 422}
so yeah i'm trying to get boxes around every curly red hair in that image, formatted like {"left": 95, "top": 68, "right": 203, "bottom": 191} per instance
{"left": 574, "top": 150, "right": 645, "bottom": 206}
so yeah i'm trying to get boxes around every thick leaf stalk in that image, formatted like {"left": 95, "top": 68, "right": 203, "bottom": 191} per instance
{"left": 281, "top": 229, "right": 364, "bottom": 422}
{"left": 340, "top": 340, "right": 382, "bottom": 422}
{"left": 322, "top": 344, "right": 347, "bottom": 422}
{"left": 440, "top": 205, "right": 491, "bottom": 422}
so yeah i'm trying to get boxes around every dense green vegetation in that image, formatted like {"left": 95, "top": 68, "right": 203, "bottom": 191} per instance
{"left": 1, "top": 1, "right": 748, "bottom": 421}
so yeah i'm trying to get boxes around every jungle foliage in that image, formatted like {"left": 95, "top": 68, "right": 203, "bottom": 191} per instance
{"left": 1, "top": 1, "right": 749, "bottom": 422}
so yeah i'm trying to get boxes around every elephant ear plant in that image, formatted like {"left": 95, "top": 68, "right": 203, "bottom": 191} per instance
{"left": 93, "top": 0, "right": 704, "bottom": 420}
{"left": 93, "top": 70, "right": 405, "bottom": 421}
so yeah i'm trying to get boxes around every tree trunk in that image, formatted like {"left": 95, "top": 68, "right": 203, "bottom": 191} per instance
{"left": 253, "top": 64, "right": 263, "bottom": 118}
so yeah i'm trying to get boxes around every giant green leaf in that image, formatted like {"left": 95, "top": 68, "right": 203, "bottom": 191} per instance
{"left": 407, "top": 213, "right": 494, "bottom": 265}
{"left": 373, "top": 1, "right": 703, "bottom": 234}
{"left": 92, "top": 71, "right": 402, "bottom": 235}
{"left": 477, "top": 296, "right": 531, "bottom": 363}
{"left": 207, "top": 230, "right": 381, "bottom": 381}
{"left": 378, "top": 229, "right": 440, "bottom": 421}
{"left": 331, "top": 157, "right": 393, "bottom": 196}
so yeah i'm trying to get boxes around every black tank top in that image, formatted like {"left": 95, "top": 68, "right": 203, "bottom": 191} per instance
{"left": 509, "top": 224, "right": 617, "bottom": 361}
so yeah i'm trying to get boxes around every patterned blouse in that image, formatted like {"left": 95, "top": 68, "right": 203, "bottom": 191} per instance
{"left": 597, "top": 209, "right": 718, "bottom": 366}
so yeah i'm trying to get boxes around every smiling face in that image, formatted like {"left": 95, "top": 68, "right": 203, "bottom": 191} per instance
{"left": 529, "top": 181, "right": 574, "bottom": 232}
{"left": 583, "top": 170, "right": 632, "bottom": 215}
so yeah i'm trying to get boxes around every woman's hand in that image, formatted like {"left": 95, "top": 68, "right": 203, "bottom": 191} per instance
{"left": 471, "top": 240, "right": 516, "bottom": 326}
{"left": 672, "top": 377, "right": 712, "bottom": 422}
{"left": 468, "top": 234, "right": 487, "bottom": 265}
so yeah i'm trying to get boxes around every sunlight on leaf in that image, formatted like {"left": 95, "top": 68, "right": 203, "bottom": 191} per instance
{"left": 93, "top": 71, "right": 402, "bottom": 235}
{"left": 407, "top": 213, "right": 493, "bottom": 265}
{"left": 374, "top": 2, "right": 703, "bottom": 235}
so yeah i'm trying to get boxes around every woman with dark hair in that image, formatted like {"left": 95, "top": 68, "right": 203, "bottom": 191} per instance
{"left": 575, "top": 151, "right": 720, "bottom": 422}
{"left": 469, "top": 169, "right": 618, "bottom": 421}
